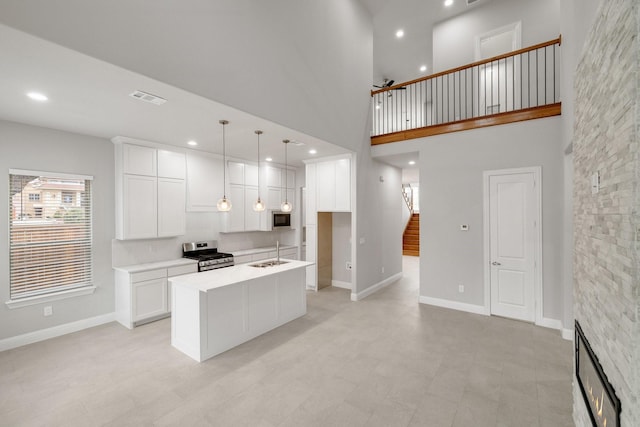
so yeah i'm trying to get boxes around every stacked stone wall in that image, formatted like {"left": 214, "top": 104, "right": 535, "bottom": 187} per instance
{"left": 573, "top": 0, "right": 639, "bottom": 425}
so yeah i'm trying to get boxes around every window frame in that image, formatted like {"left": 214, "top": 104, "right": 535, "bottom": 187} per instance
{"left": 6, "top": 169, "right": 96, "bottom": 308}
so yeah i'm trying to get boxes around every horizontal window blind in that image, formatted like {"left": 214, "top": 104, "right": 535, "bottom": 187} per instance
{"left": 9, "top": 171, "right": 93, "bottom": 300}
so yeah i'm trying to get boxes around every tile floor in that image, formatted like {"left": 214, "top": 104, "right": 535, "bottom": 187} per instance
{"left": 0, "top": 257, "right": 574, "bottom": 426}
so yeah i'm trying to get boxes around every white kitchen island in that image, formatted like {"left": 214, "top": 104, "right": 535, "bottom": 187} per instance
{"left": 169, "top": 259, "right": 313, "bottom": 362}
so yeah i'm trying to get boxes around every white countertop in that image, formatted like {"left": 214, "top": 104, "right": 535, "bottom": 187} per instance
{"left": 169, "top": 259, "right": 313, "bottom": 292}
{"left": 113, "top": 258, "right": 197, "bottom": 273}
{"left": 231, "top": 245, "right": 297, "bottom": 257}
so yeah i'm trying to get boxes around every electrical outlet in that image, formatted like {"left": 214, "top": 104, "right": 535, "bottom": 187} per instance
{"left": 346, "top": 261, "right": 352, "bottom": 270}
{"left": 44, "top": 306, "right": 53, "bottom": 316}
{"left": 458, "top": 284, "right": 464, "bottom": 293}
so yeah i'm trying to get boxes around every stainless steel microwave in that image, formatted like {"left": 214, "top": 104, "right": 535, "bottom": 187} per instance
{"left": 272, "top": 212, "right": 291, "bottom": 228}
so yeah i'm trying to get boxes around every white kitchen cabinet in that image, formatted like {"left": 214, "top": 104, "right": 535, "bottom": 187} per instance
{"left": 265, "top": 165, "right": 281, "bottom": 187}
{"left": 132, "top": 277, "right": 168, "bottom": 323}
{"left": 228, "top": 161, "right": 245, "bottom": 185}
{"left": 115, "top": 140, "right": 186, "bottom": 239}
{"left": 244, "top": 186, "right": 261, "bottom": 230}
{"left": 123, "top": 144, "right": 156, "bottom": 176}
{"left": 306, "top": 164, "right": 317, "bottom": 224}
{"left": 267, "top": 187, "right": 282, "bottom": 211}
{"left": 186, "top": 152, "right": 224, "bottom": 212}
{"left": 122, "top": 174, "right": 158, "bottom": 239}
{"left": 315, "top": 158, "right": 351, "bottom": 212}
{"left": 158, "top": 178, "right": 186, "bottom": 237}
{"left": 158, "top": 149, "right": 186, "bottom": 179}
{"left": 115, "top": 261, "right": 197, "bottom": 329}
{"left": 334, "top": 158, "right": 351, "bottom": 211}
{"left": 220, "top": 184, "right": 246, "bottom": 232}
{"left": 245, "top": 164, "right": 259, "bottom": 187}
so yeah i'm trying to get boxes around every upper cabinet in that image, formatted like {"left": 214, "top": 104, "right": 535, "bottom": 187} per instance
{"left": 315, "top": 157, "right": 351, "bottom": 212}
{"left": 114, "top": 139, "right": 186, "bottom": 240}
{"left": 186, "top": 152, "right": 224, "bottom": 212}
{"left": 220, "top": 161, "right": 295, "bottom": 232}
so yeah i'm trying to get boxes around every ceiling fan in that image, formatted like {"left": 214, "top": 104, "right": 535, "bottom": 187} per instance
{"left": 373, "top": 79, "right": 406, "bottom": 96}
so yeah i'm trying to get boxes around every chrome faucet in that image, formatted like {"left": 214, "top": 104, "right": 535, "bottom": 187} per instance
{"left": 276, "top": 240, "right": 280, "bottom": 263}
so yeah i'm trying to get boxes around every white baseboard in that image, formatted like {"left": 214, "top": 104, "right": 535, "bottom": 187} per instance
{"left": 331, "top": 280, "right": 351, "bottom": 290}
{"left": 351, "top": 272, "right": 402, "bottom": 301}
{"left": 0, "top": 312, "right": 116, "bottom": 352}
{"left": 536, "top": 317, "right": 563, "bottom": 330}
{"left": 419, "top": 296, "right": 487, "bottom": 316}
{"left": 562, "top": 328, "right": 574, "bottom": 341}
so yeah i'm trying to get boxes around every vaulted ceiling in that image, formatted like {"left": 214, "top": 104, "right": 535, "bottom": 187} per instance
{"left": 358, "top": 0, "right": 494, "bottom": 86}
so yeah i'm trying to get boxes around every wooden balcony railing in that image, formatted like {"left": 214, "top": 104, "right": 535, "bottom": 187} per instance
{"left": 371, "top": 36, "right": 562, "bottom": 145}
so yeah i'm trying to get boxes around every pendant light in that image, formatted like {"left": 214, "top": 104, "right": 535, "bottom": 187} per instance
{"left": 280, "top": 139, "right": 293, "bottom": 213}
{"left": 253, "top": 130, "right": 266, "bottom": 212}
{"left": 216, "top": 120, "right": 232, "bottom": 212}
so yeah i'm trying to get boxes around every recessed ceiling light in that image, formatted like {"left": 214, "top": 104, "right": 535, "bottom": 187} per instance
{"left": 187, "top": 140, "right": 198, "bottom": 146}
{"left": 444, "top": 0, "right": 454, "bottom": 6}
{"left": 420, "top": 65, "right": 427, "bottom": 72}
{"left": 266, "top": 157, "right": 273, "bottom": 162}
{"left": 309, "top": 149, "right": 317, "bottom": 155}
{"left": 375, "top": 105, "right": 381, "bottom": 110}
{"left": 27, "top": 92, "right": 48, "bottom": 102}
{"left": 409, "top": 161, "right": 416, "bottom": 165}
{"left": 395, "top": 29, "right": 404, "bottom": 38}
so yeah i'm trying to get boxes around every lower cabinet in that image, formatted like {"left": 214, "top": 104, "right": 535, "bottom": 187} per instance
{"left": 115, "top": 263, "right": 197, "bottom": 329}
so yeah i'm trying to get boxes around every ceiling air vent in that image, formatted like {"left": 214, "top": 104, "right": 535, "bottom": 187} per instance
{"left": 467, "top": 0, "right": 480, "bottom": 4}
{"left": 129, "top": 90, "right": 167, "bottom": 105}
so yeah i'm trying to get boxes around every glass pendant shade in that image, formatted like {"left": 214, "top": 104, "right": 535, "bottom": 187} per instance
{"left": 253, "top": 198, "right": 266, "bottom": 212}
{"left": 217, "top": 197, "right": 232, "bottom": 212}
{"left": 280, "top": 200, "right": 292, "bottom": 213}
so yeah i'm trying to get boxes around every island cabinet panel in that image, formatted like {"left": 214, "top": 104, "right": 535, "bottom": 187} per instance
{"left": 206, "top": 284, "right": 246, "bottom": 356}
{"left": 170, "top": 261, "right": 310, "bottom": 362}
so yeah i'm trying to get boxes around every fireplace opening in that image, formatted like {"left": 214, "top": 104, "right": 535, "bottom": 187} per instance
{"left": 575, "top": 321, "right": 621, "bottom": 427}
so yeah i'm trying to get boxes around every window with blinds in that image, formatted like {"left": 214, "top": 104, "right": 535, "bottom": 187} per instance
{"left": 9, "top": 170, "right": 93, "bottom": 300}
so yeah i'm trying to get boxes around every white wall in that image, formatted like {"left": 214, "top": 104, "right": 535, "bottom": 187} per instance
{"left": 0, "top": 120, "right": 115, "bottom": 340}
{"left": 432, "top": 0, "right": 560, "bottom": 72}
{"left": 354, "top": 154, "right": 404, "bottom": 294}
{"left": 372, "top": 116, "right": 565, "bottom": 321}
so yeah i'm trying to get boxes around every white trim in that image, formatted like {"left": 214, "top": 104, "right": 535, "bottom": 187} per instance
{"left": 331, "top": 280, "right": 351, "bottom": 290}
{"left": 302, "top": 152, "right": 355, "bottom": 165}
{"left": 562, "top": 328, "right": 574, "bottom": 341}
{"left": 483, "top": 166, "right": 543, "bottom": 323}
{"left": 350, "top": 272, "right": 402, "bottom": 301}
{"left": 0, "top": 312, "right": 116, "bottom": 352}
{"left": 9, "top": 168, "right": 93, "bottom": 181}
{"left": 419, "top": 296, "right": 487, "bottom": 316}
{"left": 536, "top": 317, "right": 562, "bottom": 330}
{"left": 5, "top": 286, "right": 97, "bottom": 309}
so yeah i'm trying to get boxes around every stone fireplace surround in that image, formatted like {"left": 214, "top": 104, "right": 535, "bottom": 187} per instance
{"left": 572, "top": 0, "right": 639, "bottom": 425}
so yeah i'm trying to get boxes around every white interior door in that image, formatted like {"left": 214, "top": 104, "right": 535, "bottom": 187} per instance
{"left": 487, "top": 169, "right": 538, "bottom": 322}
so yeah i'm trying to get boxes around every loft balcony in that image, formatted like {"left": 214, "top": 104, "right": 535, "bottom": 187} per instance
{"left": 371, "top": 37, "right": 562, "bottom": 145}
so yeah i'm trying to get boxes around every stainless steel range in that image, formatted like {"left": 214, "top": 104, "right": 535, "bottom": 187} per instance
{"left": 182, "top": 241, "right": 234, "bottom": 272}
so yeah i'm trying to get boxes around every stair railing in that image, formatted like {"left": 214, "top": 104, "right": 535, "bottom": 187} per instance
{"left": 402, "top": 184, "right": 414, "bottom": 215}
{"left": 371, "top": 36, "right": 562, "bottom": 138}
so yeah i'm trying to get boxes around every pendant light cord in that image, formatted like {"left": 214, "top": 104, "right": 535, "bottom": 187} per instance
{"left": 283, "top": 139, "right": 289, "bottom": 204}
{"left": 220, "top": 120, "right": 228, "bottom": 198}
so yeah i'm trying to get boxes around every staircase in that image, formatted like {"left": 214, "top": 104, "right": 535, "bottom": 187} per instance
{"left": 403, "top": 213, "right": 419, "bottom": 256}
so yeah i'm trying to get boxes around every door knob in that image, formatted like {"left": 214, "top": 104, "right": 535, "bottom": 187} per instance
{"left": 492, "top": 261, "right": 501, "bottom": 266}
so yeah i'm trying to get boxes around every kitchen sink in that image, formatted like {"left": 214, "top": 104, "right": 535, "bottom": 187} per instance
{"left": 249, "top": 260, "right": 289, "bottom": 268}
